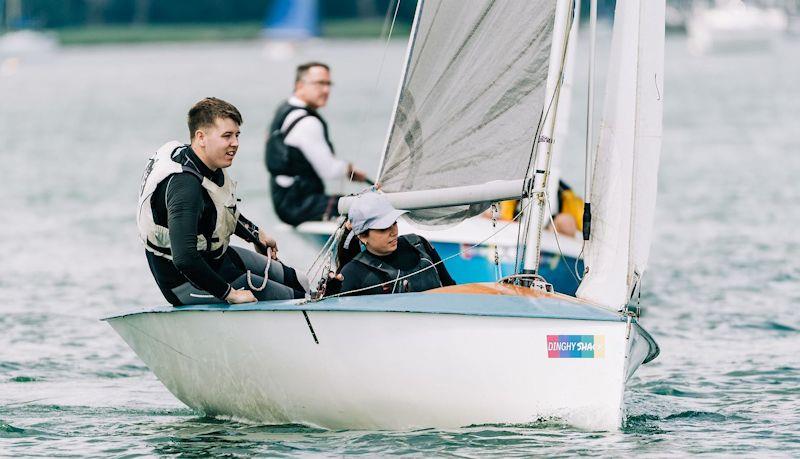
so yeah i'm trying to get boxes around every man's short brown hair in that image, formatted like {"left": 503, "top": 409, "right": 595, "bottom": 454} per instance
{"left": 187, "top": 97, "right": 243, "bottom": 139}
{"left": 295, "top": 61, "right": 330, "bottom": 83}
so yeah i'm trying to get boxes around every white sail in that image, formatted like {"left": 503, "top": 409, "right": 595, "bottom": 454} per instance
{"left": 576, "top": 0, "right": 665, "bottom": 309}
{"left": 377, "top": 0, "right": 557, "bottom": 225}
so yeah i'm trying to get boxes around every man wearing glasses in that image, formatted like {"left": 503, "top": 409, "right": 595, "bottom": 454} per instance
{"left": 266, "top": 62, "right": 369, "bottom": 226}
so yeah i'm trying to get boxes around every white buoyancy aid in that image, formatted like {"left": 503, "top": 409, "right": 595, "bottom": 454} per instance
{"left": 137, "top": 141, "right": 240, "bottom": 260}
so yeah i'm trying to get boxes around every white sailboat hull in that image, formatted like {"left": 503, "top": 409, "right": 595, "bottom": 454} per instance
{"left": 687, "top": 3, "right": 788, "bottom": 54}
{"left": 106, "top": 290, "right": 657, "bottom": 431}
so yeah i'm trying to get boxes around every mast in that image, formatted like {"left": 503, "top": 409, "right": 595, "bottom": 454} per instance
{"left": 547, "top": 0, "right": 582, "bottom": 222}
{"left": 521, "top": 0, "right": 577, "bottom": 275}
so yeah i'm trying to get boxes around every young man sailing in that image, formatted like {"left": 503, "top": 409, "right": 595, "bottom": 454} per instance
{"left": 138, "top": 97, "right": 308, "bottom": 305}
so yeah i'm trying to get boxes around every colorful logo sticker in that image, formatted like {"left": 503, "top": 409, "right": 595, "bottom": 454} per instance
{"left": 547, "top": 335, "right": 605, "bottom": 358}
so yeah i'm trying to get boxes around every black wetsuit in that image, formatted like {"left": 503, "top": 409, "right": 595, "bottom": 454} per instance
{"left": 266, "top": 101, "right": 340, "bottom": 226}
{"left": 336, "top": 235, "right": 455, "bottom": 296}
{"left": 146, "top": 147, "right": 305, "bottom": 305}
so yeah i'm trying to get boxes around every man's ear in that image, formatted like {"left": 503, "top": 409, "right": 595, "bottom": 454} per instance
{"left": 194, "top": 129, "right": 205, "bottom": 148}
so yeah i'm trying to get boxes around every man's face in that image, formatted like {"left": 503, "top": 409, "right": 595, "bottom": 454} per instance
{"left": 196, "top": 117, "right": 240, "bottom": 170}
{"left": 295, "top": 66, "right": 331, "bottom": 109}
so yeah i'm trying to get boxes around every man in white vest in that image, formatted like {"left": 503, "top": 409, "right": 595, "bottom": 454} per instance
{"left": 138, "top": 97, "right": 308, "bottom": 305}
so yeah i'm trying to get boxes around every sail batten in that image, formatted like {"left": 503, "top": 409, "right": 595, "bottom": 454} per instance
{"left": 377, "top": 0, "right": 558, "bottom": 225}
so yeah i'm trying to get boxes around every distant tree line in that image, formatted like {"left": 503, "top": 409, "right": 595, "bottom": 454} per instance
{"left": 8, "top": 0, "right": 617, "bottom": 29}
{"left": 8, "top": 0, "right": 418, "bottom": 28}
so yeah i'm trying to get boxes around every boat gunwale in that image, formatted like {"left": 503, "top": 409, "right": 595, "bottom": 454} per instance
{"left": 103, "top": 291, "right": 629, "bottom": 324}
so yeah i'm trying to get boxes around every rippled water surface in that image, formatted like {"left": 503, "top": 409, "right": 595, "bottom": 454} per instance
{"left": 1, "top": 31, "right": 799, "bottom": 457}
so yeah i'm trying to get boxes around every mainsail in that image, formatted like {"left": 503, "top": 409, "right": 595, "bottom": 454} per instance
{"left": 376, "top": 0, "right": 558, "bottom": 225}
{"left": 576, "top": 0, "right": 665, "bottom": 309}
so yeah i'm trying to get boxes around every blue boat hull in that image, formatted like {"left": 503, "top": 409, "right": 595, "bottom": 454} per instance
{"left": 429, "top": 241, "right": 583, "bottom": 296}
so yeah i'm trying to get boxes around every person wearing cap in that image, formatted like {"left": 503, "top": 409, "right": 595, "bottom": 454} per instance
{"left": 332, "top": 193, "right": 455, "bottom": 296}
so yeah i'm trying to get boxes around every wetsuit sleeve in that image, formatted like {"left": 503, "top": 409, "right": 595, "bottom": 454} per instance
{"left": 420, "top": 236, "right": 456, "bottom": 286}
{"left": 234, "top": 214, "right": 259, "bottom": 244}
{"left": 339, "top": 262, "right": 386, "bottom": 296}
{"left": 166, "top": 174, "right": 231, "bottom": 300}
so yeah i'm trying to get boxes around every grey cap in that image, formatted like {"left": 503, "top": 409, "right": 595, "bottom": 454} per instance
{"left": 344, "top": 193, "right": 407, "bottom": 248}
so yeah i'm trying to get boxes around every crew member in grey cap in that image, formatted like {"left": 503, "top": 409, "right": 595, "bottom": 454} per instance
{"left": 330, "top": 192, "right": 455, "bottom": 296}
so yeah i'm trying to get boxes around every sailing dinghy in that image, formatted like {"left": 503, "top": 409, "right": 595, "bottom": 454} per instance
{"left": 106, "top": 0, "right": 665, "bottom": 430}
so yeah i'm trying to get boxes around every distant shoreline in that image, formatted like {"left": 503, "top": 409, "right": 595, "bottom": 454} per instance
{"left": 47, "top": 19, "right": 411, "bottom": 46}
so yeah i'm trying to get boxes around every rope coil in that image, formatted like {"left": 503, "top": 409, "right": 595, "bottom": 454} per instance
{"left": 246, "top": 247, "right": 272, "bottom": 292}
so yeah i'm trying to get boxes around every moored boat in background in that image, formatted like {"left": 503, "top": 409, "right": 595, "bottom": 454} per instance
{"left": 687, "top": 0, "right": 788, "bottom": 54}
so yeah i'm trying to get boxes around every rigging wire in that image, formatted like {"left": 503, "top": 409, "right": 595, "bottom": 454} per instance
{"left": 304, "top": 217, "right": 348, "bottom": 279}
{"left": 542, "top": 190, "right": 582, "bottom": 287}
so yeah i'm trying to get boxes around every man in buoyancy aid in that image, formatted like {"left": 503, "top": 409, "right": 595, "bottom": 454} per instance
{"left": 138, "top": 97, "right": 308, "bottom": 306}
{"left": 327, "top": 193, "right": 456, "bottom": 297}
{"left": 265, "top": 62, "right": 370, "bottom": 226}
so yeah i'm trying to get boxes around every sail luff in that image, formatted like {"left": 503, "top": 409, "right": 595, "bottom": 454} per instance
{"left": 547, "top": 0, "right": 582, "bottom": 213}
{"left": 575, "top": 0, "right": 641, "bottom": 309}
{"left": 576, "top": 0, "right": 665, "bottom": 309}
{"left": 628, "top": 0, "right": 665, "bottom": 297}
{"left": 376, "top": 0, "right": 425, "bottom": 180}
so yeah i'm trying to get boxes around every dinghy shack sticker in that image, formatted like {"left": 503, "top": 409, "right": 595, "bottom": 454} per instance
{"left": 547, "top": 335, "right": 605, "bottom": 359}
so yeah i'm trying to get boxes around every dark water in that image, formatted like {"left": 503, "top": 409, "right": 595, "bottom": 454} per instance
{"left": 1, "top": 31, "right": 799, "bottom": 456}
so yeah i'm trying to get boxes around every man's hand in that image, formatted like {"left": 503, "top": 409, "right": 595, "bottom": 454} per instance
{"left": 347, "top": 164, "right": 370, "bottom": 183}
{"left": 257, "top": 229, "right": 279, "bottom": 259}
{"left": 226, "top": 288, "right": 257, "bottom": 304}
